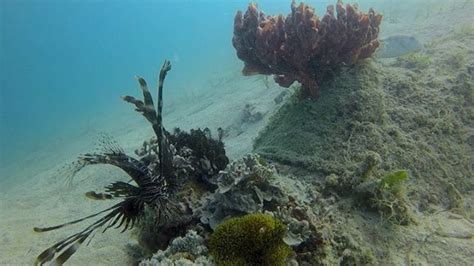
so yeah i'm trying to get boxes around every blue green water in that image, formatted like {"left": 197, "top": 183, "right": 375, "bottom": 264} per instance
{"left": 0, "top": 0, "right": 451, "bottom": 186}
{"left": 0, "top": 0, "right": 318, "bottom": 184}
{"left": 1, "top": 0, "right": 236, "bottom": 178}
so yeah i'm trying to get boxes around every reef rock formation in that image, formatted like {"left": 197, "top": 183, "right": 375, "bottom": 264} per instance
{"left": 233, "top": 0, "right": 382, "bottom": 98}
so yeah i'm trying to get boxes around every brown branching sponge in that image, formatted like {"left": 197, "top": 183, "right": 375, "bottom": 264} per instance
{"left": 233, "top": 0, "right": 382, "bottom": 99}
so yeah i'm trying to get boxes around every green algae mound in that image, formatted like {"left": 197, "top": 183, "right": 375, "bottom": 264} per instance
{"left": 208, "top": 213, "right": 291, "bottom": 266}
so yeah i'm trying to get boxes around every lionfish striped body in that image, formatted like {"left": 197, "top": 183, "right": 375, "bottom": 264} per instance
{"left": 34, "top": 61, "right": 174, "bottom": 265}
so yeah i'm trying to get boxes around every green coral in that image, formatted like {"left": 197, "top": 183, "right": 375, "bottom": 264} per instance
{"left": 208, "top": 213, "right": 291, "bottom": 266}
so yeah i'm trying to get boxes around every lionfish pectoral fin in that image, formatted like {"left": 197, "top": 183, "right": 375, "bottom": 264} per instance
{"left": 35, "top": 206, "right": 121, "bottom": 265}
{"left": 121, "top": 218, "right": 132, "bottom": 233}
{"left": 35, "top": 230, "right": 92, "bottom": 266}
{"left": 33, "top": 204, "right": 119, "bottom": 233}
{"left": 35, "top": 246, "right": 56, "bottom": 265}
{"left": 114, "top": 215, "right": 127, "bottom": 230}
{"left": 35, "top": 233, "right": 80, "bottom": 265}
{"left": 52, "top": 234, "right": 89, "bottom": 265}
{"left": 96, "top": 133, "right": 125, "bottom": 155}
{"left": 86, "top": 233, "right": 96, "bottom": 246}
{"left": 103, "top": 213, "right": 122, "bottom": 232}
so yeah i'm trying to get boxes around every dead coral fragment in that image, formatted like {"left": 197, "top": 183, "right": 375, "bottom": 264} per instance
{"left": 209, "top": 213, "right": 291, "bottom": 266}
{"left": 233, "top": 0, "right": 382, "bottom": 98}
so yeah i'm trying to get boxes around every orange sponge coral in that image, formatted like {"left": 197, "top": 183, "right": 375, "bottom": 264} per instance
{"left": 233, "top": 0, "right": 382, "bottom": 99}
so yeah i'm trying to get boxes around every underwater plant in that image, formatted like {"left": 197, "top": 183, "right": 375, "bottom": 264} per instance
{"left": 379, "top": 170, "right": 408, "bottom": 190}
{"left": 208, "top": 213, "right": 291, "bottom": 266}
{"left": 373, "top": 170, "right": 415, "bottom": 225}
{"left": 33, "top": 61, "right": 229, "bottom": 265}
{"left": 233, "top": 0, "right": 382, "bottom": 99}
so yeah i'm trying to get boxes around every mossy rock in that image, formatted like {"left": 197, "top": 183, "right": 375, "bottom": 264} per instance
{"left": 253, "top": 62, "right": 385, "bottom": 175}
{"left": 208, "top": 213, "right": 291, "bottom": 266}
{"left": 254, "top": 55, "right": 473, "bottom": 208}
{"left": 395, "top": 53, "right": 432, "bottom": 69}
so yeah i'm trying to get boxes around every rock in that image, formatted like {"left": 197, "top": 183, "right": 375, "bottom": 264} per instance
{"left": 241, "top": 103, "right": 266, "bottom": 123}
{"left": 377, "top": 35, "right": 423, "bottom": 58}
{"left": 274, "top": 90, "right": 289, "bottom": 104}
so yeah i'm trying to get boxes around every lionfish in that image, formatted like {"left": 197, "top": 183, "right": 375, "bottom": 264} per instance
{"left": 34, "top": 61, "right": 176, "bottom": 265}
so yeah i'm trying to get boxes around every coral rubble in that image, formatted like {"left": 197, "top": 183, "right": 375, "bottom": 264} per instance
{"left": 233, "top": 0, "right": 382, "bottom": 98}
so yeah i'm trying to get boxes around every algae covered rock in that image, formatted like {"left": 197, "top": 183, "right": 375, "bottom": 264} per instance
{"left": 394, "top": 53, "right": 431, "bottom": 70}
{"left": 208, "top": 213, "right": 291, "bottom": 266}
{"left": 355, "top": 169, "right": 416, "bottom": 225}
{"left": 377, "top": 35, "right": 423, "bottom": 58}
{"left": 253, "top": 62, "right": 386, "bottom": 175}
{"left": 373, "top": 170, "right": 415, "bottom": 225}
{"left": 254, "top": 54, "right": 473, "bottom": 208}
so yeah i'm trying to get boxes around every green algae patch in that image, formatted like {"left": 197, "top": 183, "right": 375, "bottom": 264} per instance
{"left": 208, "top": 213, "right": 291, "bottom": 266}
{"left": 380, "top": 170, "right": 408, "bottom": 190}
{"left": 374, "top": 170, "right": 415, "bottom": 225}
